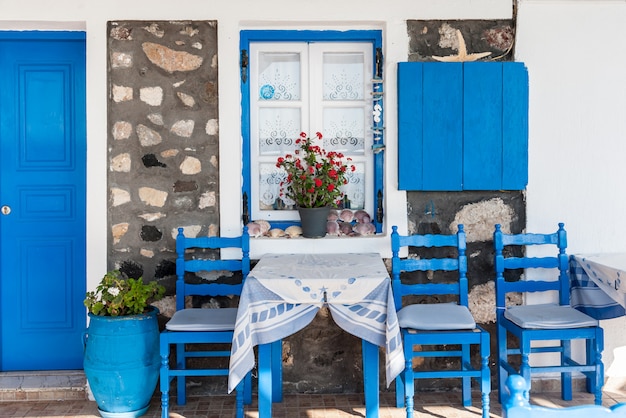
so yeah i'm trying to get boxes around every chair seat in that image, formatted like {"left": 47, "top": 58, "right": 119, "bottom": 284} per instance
{"left": 398, "top": 303, "right": 476, "bottom": 330}
{"left": 165, "top": 307, "right": 238, "bottom": 331}
{"left": 504, "top": 303, "right": 598, "bottom": 329}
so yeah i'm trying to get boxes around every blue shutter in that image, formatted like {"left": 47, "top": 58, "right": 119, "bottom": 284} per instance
{"left": 502, "top": 62, "right": 529, "bottom": 189}
{"left": 397, "top": 61, "right": 528, "bottom": 191}
{"left": 463, "top": 62, "right": 503, "bottom": 190}
{"left": 397, "top": 62, "right": 423, "bottom": 190}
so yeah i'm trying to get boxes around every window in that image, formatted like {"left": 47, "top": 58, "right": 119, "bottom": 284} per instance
{"left": 240, "top": 30, "right": 384, "bottom": 232}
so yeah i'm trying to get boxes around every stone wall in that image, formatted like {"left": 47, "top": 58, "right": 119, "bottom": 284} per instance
{"left": 107, "top": 20, "right": 219, "bottom": 289}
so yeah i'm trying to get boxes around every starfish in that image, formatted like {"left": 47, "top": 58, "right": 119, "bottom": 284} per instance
{"left": 431, "top": 29, "right": 492, "bottom": 62}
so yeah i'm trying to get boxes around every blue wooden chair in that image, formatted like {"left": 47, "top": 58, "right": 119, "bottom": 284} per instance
{"left": 494, "top": 223, "right": 604, "bottom": 406}
{"left": 159, "top": 227, "right": 252, "bottom": 418}
{"left": 503, "top": 374, "right": 626, "bottom": 418}
{"left": 391, "top": 224, "right": 491, "bottom": 418}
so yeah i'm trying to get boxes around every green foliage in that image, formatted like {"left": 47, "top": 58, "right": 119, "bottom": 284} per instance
{"left": 84, "top": 270, "right": 165, "bottom": 316}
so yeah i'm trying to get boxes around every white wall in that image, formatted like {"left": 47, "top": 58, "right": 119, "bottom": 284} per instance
{"left": 3, "top": 0, "right": 626, "bottom": 381}
{"left": 516, "top": 0, "right": 626, "bottom": 378}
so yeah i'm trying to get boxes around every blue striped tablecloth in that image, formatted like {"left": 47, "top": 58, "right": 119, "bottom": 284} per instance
{"left": 570, "top": 254, "right": 626, "bottom": 320}
{"left": 227, "top": 252, "right": 404, "bottom": 394}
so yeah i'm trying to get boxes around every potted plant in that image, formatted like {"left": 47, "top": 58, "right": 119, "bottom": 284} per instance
{"left": 83, "top": 270, "right": 165, "bottom": 418}
{"left": 276, "top": 131, "right": 355, "bottom": 237}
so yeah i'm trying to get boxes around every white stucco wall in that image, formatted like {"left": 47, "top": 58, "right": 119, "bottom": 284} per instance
{"left": 2, "top": 0, "right": 625, "bottom": 382}
{"left": 515, "top": 0, "right": 626, "bottom": 380}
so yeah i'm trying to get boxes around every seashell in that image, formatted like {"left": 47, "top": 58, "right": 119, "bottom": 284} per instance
{"left": 352, "top": 222, "right": 376, "bottom": 236}
{"left": 254, "top": 219, "right": 271, "bottom": 234}
{"left": 339, "top": 209, "right": 354, "bottom": 223}
{"left": 285, "top": 225, "right": 303, "bottom": 238}
{"left": 327, "top": 209, "right": 339, "bottom": 222}
{"left": 245, "top": 222, "right": 263, "bottom": 238}
{"left": 339, "top": 222, "right": 354, "bottom": 236}
{"left": 354, "top": 210, "right": 371, "bottom": 223}
{"left": 267, "top": 228, "right": 285, "bottom": 238}
{"left": 326, "top": 220, "right": 341, "bottom": 236}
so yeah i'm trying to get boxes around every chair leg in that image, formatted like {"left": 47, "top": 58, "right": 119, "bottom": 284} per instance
{"left": 175, "top": 342, "right": 187, "bottom": 404}
{"left": 461, "top": 343, "right": 471, "bottom": 408}
{"left": 395, "top": 372, "right": 405, "bottom": 408}
{"left": 480, "top": 332, "right": 491, "bottom": 418}
{"left": 496, "top": 324, "right": 508, "bottom": 404}
{"left": 404, "top": 358, "right": 414, "bottom": 418}
{"left": 159, "top": 338, "right": 170, "bottom": 418}
{"left": 561, "top": 340, "right": 573, "bottom": 401}
{"left": 244, "top": 371, "right": 252, "bottom": 405}
{"left": 235, "top": 379, "right": 245, "bottom": 418}
{"left": 593, "top": 328, "right": 604, "bottom": 405}
{"left": 520, "top": 338, "right": 532, "bottom": 398}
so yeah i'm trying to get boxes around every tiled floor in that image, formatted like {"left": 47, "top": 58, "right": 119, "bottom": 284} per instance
{"left": 2, "top": 387, "right": 626, "bottom": 418}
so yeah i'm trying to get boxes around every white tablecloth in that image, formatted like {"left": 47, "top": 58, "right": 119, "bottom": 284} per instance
{"left": 570, "top": 254, "right": 626, "bottom": 319}
{"left": 228, "top": 253, "right": 404, "bottom": 393}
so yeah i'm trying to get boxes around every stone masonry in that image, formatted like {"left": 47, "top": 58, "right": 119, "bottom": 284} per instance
{"left": 107, "top": 21, "right": 219, "bottom": 291}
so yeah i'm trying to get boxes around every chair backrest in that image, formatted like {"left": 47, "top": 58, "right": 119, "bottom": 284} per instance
{"left": 390, "top": 224, "right": 468, "bottom": 311}
{"left": 494, "top": 223, "right": 569, "bottom": 311}
{"left": 504, "top": 374, "right": 626, "bottom": 418}
{"left": 175, "top": 226, "right": 250, "bottom": 311}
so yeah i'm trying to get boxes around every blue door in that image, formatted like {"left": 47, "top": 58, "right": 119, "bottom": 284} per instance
{"left": 0, "top": 32, "right": 86, "bottom": 370}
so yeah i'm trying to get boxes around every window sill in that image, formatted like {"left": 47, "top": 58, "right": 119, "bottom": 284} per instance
{"left": 249, "top": 232, "right": 392, "bottom": 260}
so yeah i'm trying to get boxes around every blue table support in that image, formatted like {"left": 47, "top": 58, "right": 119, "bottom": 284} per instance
{"left": 257, "top": 339, "right": 380, "bottom": 417}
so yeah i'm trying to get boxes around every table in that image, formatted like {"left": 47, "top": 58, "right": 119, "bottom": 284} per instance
{"left": 570, "top": 254, "right": 626, "bottom": 320}
{"left": 228, "top": 253, "right": 405, "bottom": 418}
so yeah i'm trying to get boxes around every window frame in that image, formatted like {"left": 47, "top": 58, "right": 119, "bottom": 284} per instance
{"left": 240, "top": 29, "right": 384, "bottom": 232}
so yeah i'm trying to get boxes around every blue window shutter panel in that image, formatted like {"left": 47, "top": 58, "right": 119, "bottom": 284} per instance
{"left": 463, "top": 62, "right": 504, "bottom": 190}
{"left": 397, "top": 62, "right": 424, "bottom": 190}
{"left": 422, "top": 62, "right": 463, "bottom": 190}
{"left": 397, "top": 61, "right": 528, "bottom": 191}
{"left": 502, "top": 62, "right": 529, "bottom": 190}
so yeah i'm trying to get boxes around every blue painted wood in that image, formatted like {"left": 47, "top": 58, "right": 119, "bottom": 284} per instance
{"left": 494, "top": 223, "right": 604, "bottom": 406}
{"left": 0, "top": 31, "right": 86, "bottom": 371}
{"left": 397, "top": 62, "right": 424, "bottom": 190}
{"left": 258, "top": 343, "right": 273, "bottom": 418}
{"left": 396, "top": 61, "right": 528, "bottom": 191}
{"left": 423, "top": 62, "right": 463, "bottom": 190}
{"left": 503, "top": 62, "right": 529, "bottom": 190}
{"left": 464, "top": 62, "right": 503, "bottom": 189}
{"left": 160, "top": 227, "right": 251, "bottom": 418}
{"left": 362, "top": 340, "right": 379, "bottom": 418}
{"left": 504, "top": 375, "right": 626, "bottom": 418}
{"left": 391, "top": 224, "right": 491, "bottom": 418}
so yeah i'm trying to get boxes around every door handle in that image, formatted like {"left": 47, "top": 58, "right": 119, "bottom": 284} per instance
{"left": 1, "top": 205, "right": 11, "bottom": 215}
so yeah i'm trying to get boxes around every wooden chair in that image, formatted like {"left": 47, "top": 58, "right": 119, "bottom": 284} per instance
{"left": 504, "top": 374, "right": 626, "bottom": 418}
{"left": 494, "top": 223, "right": 604, "bottom": 405}
{"left": 159, "top": 227, "right": 252, "bottom": 418}
{"left": 391, "top": 224, "right": 491, "bottom": 418}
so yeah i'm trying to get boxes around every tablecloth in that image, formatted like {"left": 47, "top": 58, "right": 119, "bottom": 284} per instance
{"left": 227, "top": 253, "right": 404, "bottom": 393}
{"left": 570, "top": 254, "right": 626, "bottom": 320}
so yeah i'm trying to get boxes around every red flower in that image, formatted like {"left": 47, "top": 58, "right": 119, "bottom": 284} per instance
{"left": 275, "top": 131, "right": 355, "bottom": 208}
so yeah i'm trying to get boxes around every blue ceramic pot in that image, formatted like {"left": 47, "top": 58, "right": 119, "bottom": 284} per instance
{"left": 83, "top": 307, "right": 159, "bottom": 417}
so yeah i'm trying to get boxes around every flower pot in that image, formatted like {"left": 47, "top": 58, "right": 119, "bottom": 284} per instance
{"left": 297, "top": 206, "right": 331, "bottom": 238}
{"left": 83, "top": 307, "right": 160, "bottom": 418}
